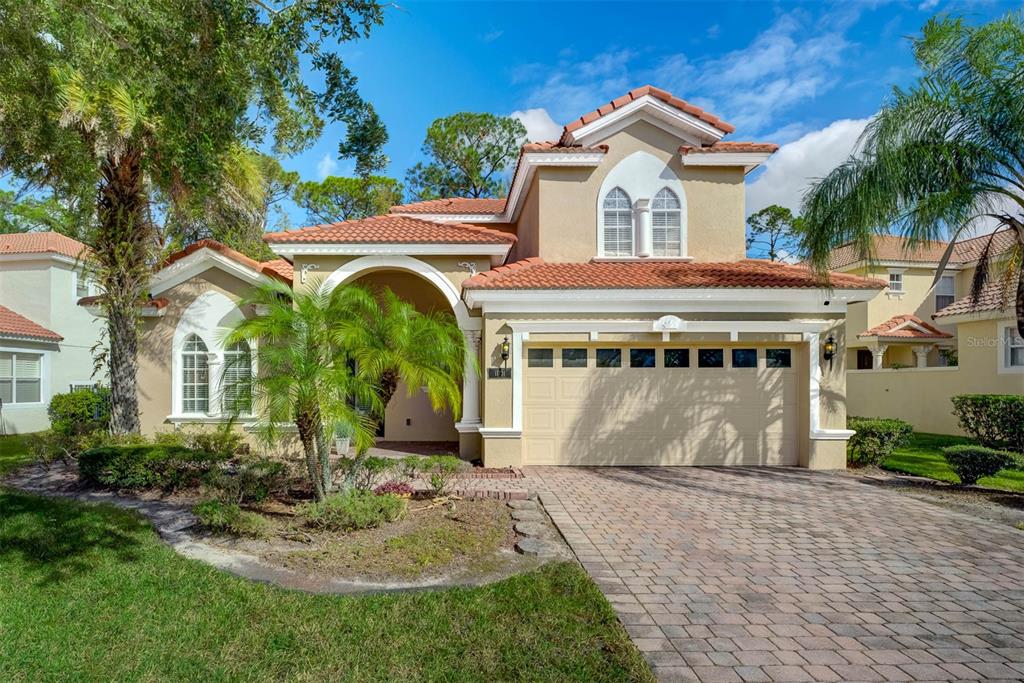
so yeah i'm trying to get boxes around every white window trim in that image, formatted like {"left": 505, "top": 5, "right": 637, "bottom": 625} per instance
{"left": 73, "top": 270, "right": 92, "bottom": 300}
{"left": 600, "top": 187, "right": 635, "bottom": 257}
{"left": 886, "top": 268, "right": 905, "bottom": 297}
{"left": 0, "top": 345, "right": 51, "bottom": 409}
{"left": 998, "top": 321, "right": 1024, "bottom": 374}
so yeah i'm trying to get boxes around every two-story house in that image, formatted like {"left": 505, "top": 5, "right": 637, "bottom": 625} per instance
{"left": 118, "top": 86, "right": 883, "bottom": 469}
{"left": 831, "top": 230, "right": 1022, "bottom": 433}
{"left": 0, "top": 232, "right": 105, "bottom": 433}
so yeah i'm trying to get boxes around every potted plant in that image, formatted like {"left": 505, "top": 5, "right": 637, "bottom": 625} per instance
{"left": 333, "top": 422, "right": 353, "bottom": 456}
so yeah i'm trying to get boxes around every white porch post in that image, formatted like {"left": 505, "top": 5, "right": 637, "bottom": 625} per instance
{"left": 913, "top": 345, "right": 932, "bottom": 368}
{"left": 459, "top": 330, "right": 481, "bottom": 427}
{"left": 872, "top": 344, "right": 887, "bottom": 369}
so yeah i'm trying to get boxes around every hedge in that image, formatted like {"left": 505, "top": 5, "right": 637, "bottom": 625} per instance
{"left": 941, "top": 445, "right": 1017, "bottom": 486}
{"left": 951, "top": 394, "right": 1024, "bottom": 455}
{"left": 846, "top": 417, "right": 914, "bottom": 466}
{"left": 78, "top": 445, "right": 225, "bottom": 490}
{"left": 48, "top": 387, "right": 110, "bottom": 436}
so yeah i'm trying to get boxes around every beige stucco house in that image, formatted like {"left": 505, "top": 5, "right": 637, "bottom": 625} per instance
{"left": 833, "top": 231, "right": 1023, "bottom": 434}
{"left": 119, "top": 86, "right": 886, "bottom": 469}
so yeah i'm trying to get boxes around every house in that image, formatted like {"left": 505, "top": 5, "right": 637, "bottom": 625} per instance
{"left": 111, "top": 86, "right": 885, "bottom": 468}
{"left": 0, "top": 232, "right": 105, "bottom": 433}
{"left": 831, "top": 230, "right": 1023, "bottom": 434}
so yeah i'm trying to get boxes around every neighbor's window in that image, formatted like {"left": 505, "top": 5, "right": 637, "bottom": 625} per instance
{"left": 0, "top": 351, "right": 42, "bottom": 404}
{"left": 75, "top": 272, "right": 89, "bottom": 299}
{"left": 602, "top": 187, "right": 634, "bottom": 256}
{"left": 652, "top": 188, "right": 682, "bottom": 257}
{"left": 561, "top": 348, "right": 587, "bottom": 368}
{"left": 697, "top": 349, "right": 724, "bottom": 368}
{"left": 732, "top": 349, "right": 758, "bottom": 368}
{"left": 765, "top": 349, "right": 792, "bottom": 368}
{"left": 181, "top": 334, "right": 210, "bottom": 413}
{"left": 935, "top": 275, "right": 955, "bottom": 311}
{"left": 664, "top": 348, "right": 689, "bottom": 368}
{"left": 888, "top": 272, "right": 903, "bottom": 293}
{"left": 629, "top": 348, "right": 656, "bottom": 368}
{"left": 222, "top": 340, "right": 252, "bottom": 414}
{"left": 596, "top": 348, "right": 622, "bottom": 368}
{"left": 527, "top": 348, "right": 553, "bottom": 368}
{"left": 1006, "top": 327, "right": 1024, "bottom": 368}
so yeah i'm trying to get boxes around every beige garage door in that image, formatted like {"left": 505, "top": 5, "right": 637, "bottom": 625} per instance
{"left": 522, "top": 344, "right": 800, "bottom": 466}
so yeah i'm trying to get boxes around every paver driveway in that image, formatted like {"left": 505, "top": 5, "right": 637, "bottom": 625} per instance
{"left": 527, "top": 467, "right": 1024, "bottom": 683}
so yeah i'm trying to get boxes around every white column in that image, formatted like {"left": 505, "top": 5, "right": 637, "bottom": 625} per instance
{"left": 457, "top": 330, "right": 481, "bottom": 428}
{"left": 205, "top": 353, "right": 222, "bottom": 417}
{"left": 913, "top": 345, "right": 932, "bottom": 368}
{"left": 872, "top": 344, "right": 887, "bottom": 369}
{"left": 635, "top": 198, "right": 651, "bottom": 258}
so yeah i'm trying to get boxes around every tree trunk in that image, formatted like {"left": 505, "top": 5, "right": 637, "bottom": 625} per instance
{"left": 316, "top": 423, "right": 332, "bottom": 495}
{"left": 96, "top": 148, "right": 151, "bottom": 434}
{"left": 296, "top": 406, "right": 326, "bottom": 501}
{"left": 378, "top": 368, "right": 399, "bottom": 415}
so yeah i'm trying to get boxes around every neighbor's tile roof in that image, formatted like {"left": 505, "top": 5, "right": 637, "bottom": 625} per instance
{"left": 263, "top": 214, "right": 516, "bottom": 245}
{"left": 952, "top": 229, "right": 1018, "bottom": 263}
{"left": 0, "top": 231, "right": 88, "bottom": 260}
{"left": 463, "top": 258, "right": 884, "bottom": 290}
{"left": 77, "top": 294, "right": 170, "bottom": 311}
{"left": 260, "top": 258, "right": 294, "bottom": 281}
{"left": 0, "top": 304, "right": 62, "bottom": 341}
{"left": 828, "top": 229, "right": 1016, "bottom": 270}
{"left": 679, "top": 141, "right": 779, "bottom": 154}
{"left": 560, "top": 85, "right": 735, "bottom": 144}
{"left": 162, "top": 239, "right": 293, "bottom": 284}
{"left": 858, "top": 314, "right": 953, "bottom": 339}
{"left": 390, "top": 197, "right": 507, "bottom": 215}
{"left": 933, "top": 278, "right": 1015, "bottom": 319}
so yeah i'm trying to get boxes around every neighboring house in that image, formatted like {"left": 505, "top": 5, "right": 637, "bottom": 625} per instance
{"left": 102, "top": 86, "right": 884, "bottom": 469}
{"left": 831, "top": 230, "right": 1023, "bottom": 434}
{"left": 0, "top": 232, "right": 105, "bottom": 434}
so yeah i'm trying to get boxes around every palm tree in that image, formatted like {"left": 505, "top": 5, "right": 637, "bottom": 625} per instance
{"left": 801, "top": 14, "right": 1024, "bottom": 336}
{"left": 225, "top": 280, "right": 381, "bottom": 501}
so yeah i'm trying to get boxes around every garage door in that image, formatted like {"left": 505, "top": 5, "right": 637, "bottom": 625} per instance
{"left": 522, "top": 344, "right": 799, "bottom": 466}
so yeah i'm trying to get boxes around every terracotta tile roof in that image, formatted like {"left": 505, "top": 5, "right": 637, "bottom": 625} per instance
{"left": 263, "top": 214, "right": 516, "bottom": 245}
{"left": 520, "top": 141, "right": 610, "bottom": 153}
{"left": 829, "top": 229, "right": 1016, "bottom": 270}
{"left": 162, "top": 239, "right": 292, "bottom": 284}
{"left": 77, "top": 295, "right": 169, "bottom": 310}
{"left": 390, "top": 198, "right": 507, "bottom": 215}
{"left": 260, "top": 258, "right": 294, "bottom": 281}
{"left": 463, "top": 258, "right": 884, "bottom": 291}
{"left": 858, "top": 314, "right": 953, "bottom": 339}
{"left": 0, "top": 231, "right": 89, "bottom": 260}
{"left": 560, "top": 86, "right": 735, "bottom": 144}
{"left": 679, "top": 141, "right": 779, "bottom": 154}
{"left": 952, "top": 229, "right": 1018, "bottom": 263}
{"left": 0, "top": 304, "right": 62, "bottom": 341}
{"left": 933, "top": 278, "right": 1014, "bottom": 318}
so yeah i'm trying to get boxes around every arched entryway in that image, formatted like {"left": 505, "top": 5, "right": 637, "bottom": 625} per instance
{"left": 321, "top": 255, "right": 481, "bottom": 456}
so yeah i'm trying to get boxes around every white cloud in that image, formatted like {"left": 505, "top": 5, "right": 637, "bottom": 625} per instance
{"left": 480, "top": 29, "right": 503, "bottom": 43}
{"left": 918, "top": 0, "right": 939, "bottom": 9}
{"left": 746, "top": 117, "right": 871, "bottom": 216}
{"left": 316, "top": 154, "right": 338, "bottom": 180}
{"left": 706, "top": 24, "right": 720, "bottom": 39}
{"left": 510, "top": 108, "right": 563, "bottom": 142}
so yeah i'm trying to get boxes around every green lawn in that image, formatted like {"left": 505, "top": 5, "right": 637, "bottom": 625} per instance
{"left": 0, "top": 488, "right": 652, "bottom": 682}
{"left": 881, "top": 432, "right": 1024, "bottom": 492}
{"left": 0, "top": 433, "right": 33, "bottom": 475}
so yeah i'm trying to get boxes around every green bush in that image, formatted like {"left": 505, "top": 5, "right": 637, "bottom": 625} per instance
{"left": 951, "top": 394, "right": 1024, "bottom": 454}
{"left": 846, "top": 417, "right": 914, "bottom": 466}
{"left": 941, "top": 445, "right": 1017, "bottom": 486}
{"left": 205, "top": 457, "right": 287, "bottom": 504}
{"left": 424, "top": 455, "right": 464, "bottom": 496}
{"left": 192, "top": 500, "right": 270, "bottom": 537}
{"left": 25, "top": 429, "right": 82, "bottom": 465}
{"left": 47, "top": 388, "right": 111, "bottom": 436}
{"left": 341, "top": 455, "right": 395, "bottom": 491}
{"left": 78, "top": 445, "right": 226, "bottom": 490}
{"left": 297, "top": 489, "right": 406, "bottom": 531}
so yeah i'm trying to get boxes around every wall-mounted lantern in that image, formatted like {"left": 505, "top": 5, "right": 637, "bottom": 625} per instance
{"left": 489, "top": 336, "right": 513, "bottom": 379}
{"left": 823, "top": 335, "right": 836, "bottom": 370}
{"left": 500, "top": 336, "right": 510, "bottom": 366}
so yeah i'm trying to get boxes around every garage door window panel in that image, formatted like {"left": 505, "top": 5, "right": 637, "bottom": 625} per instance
{"left": 698, "top": 349, "right": 724, "bottom": 368}
{"left": 561, "top": 348, "right": 588, "bottom": 368}
{"left": 732, "top": 349, "right": 758, "bottom": 369}
{"left": 664, "top": 348, "right": 689, "bottom": 368}
{"left": 596, "top": 348, "right": 621, "bottom": 368}
{"left": 527, "top": 348, "right": 553, "bottom": 368}
{"left": 629, "top": 348, "right": 656, "bottom": 368}
{"left": 766, "top": 348, "right": 792, "bottom": 368}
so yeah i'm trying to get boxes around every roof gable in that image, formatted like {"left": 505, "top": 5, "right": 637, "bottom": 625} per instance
{"left": 0, "top": 304, "right": 62, "bottom": 342}
{"left": 152, "top": 240, "right": 292, "bottom": 295}
{"left": 858, "top": 314, "right": 952, "bottom": 339}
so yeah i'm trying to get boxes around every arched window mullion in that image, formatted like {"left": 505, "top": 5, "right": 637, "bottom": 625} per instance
{"left": 602, "top": 187, "right": 634, "bottom": 257}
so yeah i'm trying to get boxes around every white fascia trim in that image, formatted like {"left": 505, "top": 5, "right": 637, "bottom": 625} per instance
{"left": 150, "top": 250, "right": 268, "bottom": 295}
{"left": 680, "top": 152, "right": 774, "bottom": 173}
{"left": 0, "top": 252, "right": 83, "bottom": 268}
{"left": 478, "top": 428, "right": 522, "bottom": 439}
{"left": 565, "top": 95, "right": 725, "bottom": 147}
{"left": 269, "top": 242, "right": 511, "bottom": 258}
{"left": 389, "top": 213, "right": 506, "bottom": 223}
{"left": 509, "top": 319, "right": 833, "bottom": 335}
{"left": 0, "top": 334, "right": 61, "bottom": 345}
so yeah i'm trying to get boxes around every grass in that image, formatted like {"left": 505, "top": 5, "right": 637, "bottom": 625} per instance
{"left": 881, "top": 432, "right": 1024, "bottom": 492}
{"left": 0, "top": 489, "right": 653, "bottom": 682}
{"left": 0, "top": 434, "right": 33, "bottom": 475}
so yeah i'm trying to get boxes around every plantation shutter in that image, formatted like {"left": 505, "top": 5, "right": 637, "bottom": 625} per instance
{"left": 0, "top": 352, "right": 12, "bottom": 404}
{"left": 652, "top": 188, "right": 682, "bottom": 257}
{"left": 602, "top": 188, "right": 633, "bottom": 256}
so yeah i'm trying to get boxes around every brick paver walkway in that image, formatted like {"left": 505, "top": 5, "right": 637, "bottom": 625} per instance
{"left": 526, "top": 467, "right": 1024, "bottom": 683}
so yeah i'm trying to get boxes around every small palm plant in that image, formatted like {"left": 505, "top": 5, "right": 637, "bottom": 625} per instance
{"left": 801, "top": 14, "right": 1024, "bottom": 336}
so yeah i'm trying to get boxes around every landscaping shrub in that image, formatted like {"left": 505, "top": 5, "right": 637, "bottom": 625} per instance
{"left": 342, "top": 456, "right": 395, "bottom": 491}
{"left": 951, "top": 394, "right": 1024, "bottom": 455}
{"left": 192, "top": 500, "right": 269, "bottom": 537}
{"left": 47, "top": 388, "right": 111, "bottom": 436}
{"left": 942, "top": 445, "right": 1017, "bottom": 486}
{"left": 846, "top": 417, "right": 914, "bottom": 466}
{"left": 373, "top": 480, "right": 414, "bottom": 497}
{"left": 78, "top": 445, "right": 226, "bottom": 490}
{"left": 25, "top": 429, "right": 83, "bottom": 465}
{"left": 297, "top": 489, "right": 406, "bottom": 531}
{"left": 424, "top": 455, "right": 464, "bottom": 496}
{"left": 205, "top": 457, "right": 287, "bottom": 504}
{"left": 180, "top": 421, "right": 246, "bottom": 458}
{"left": 399, "top": 455, "right": 424, "bottom": 481}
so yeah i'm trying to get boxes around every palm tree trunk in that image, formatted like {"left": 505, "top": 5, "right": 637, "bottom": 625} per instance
{"left": 316, "top": 423, "right": 332, "bottom": 495}
{"left": 295, "top": 406, "right": 326, "bottom": 501}
{"left": 378, "top": 368, "right": 399, "bottom": 413}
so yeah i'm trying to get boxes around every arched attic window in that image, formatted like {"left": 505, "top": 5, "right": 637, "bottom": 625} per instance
{"left": 652, "top": 188, "right": 682, "bottom": 257}
{"left": 181, "top": 334, "right": 210, "bottom": 414}
{"left": 602, "top": 187, "right": 634, "bottom": 256}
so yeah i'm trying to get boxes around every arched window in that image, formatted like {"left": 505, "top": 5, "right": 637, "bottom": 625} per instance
{"left": 652, "top": 188, "right": 682, "bottom": 257}
{"left": 222, "top": 340, "right": 252, "bottom": 414}
{"left": 602, "top": 187, "right": 634, "bottom": 256}
{"left": 181, "top": 334, "right": 209, "bottom": 414}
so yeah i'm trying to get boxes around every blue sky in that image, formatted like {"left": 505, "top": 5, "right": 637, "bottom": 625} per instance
{"left": 282, "top": 0, "right": 1016, "bottom": 227}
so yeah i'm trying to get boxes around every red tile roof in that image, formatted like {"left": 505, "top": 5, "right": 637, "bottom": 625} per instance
{"left": 260, "top": 258, "right": 294, "bottom": 281}
{"left": 77, "top": 295, "right": 169, "bottom": 310}
{"left": 390, "top": 198, "right": 507, "bottom": 215}
{"left": 858, "top": 314, "right": 953, "bottom": 339}
{"left": 463, "top": 258, "right": 884, "bottom": 291}
{"left": 829, "top": 229, "right": 1016, "bottom": 270}
{"left": 520, "top": 141, "right": 610, "bottom": 153}
{"left": 933, "top": 278, "right": 1014, "bottom": 319}
{"left": 162, "top": 240, "right": 292, "bottom": 284}
{"left": 680, "top": 142, "right": 779, "bottom": 154}
{"left": 263, "top": 214, "right": 516, "bottom": 245}
{"left": 0, "top": 232, "right": 89, "bottom": 260}
{"left": 0, "top": 304, "right": 62, "bottom": 341}
{"left": 560, "top": 86, "right": 735, "bottom": 144}
{"left": 952, "top": 229, "right": 1018, "bottom": 263}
